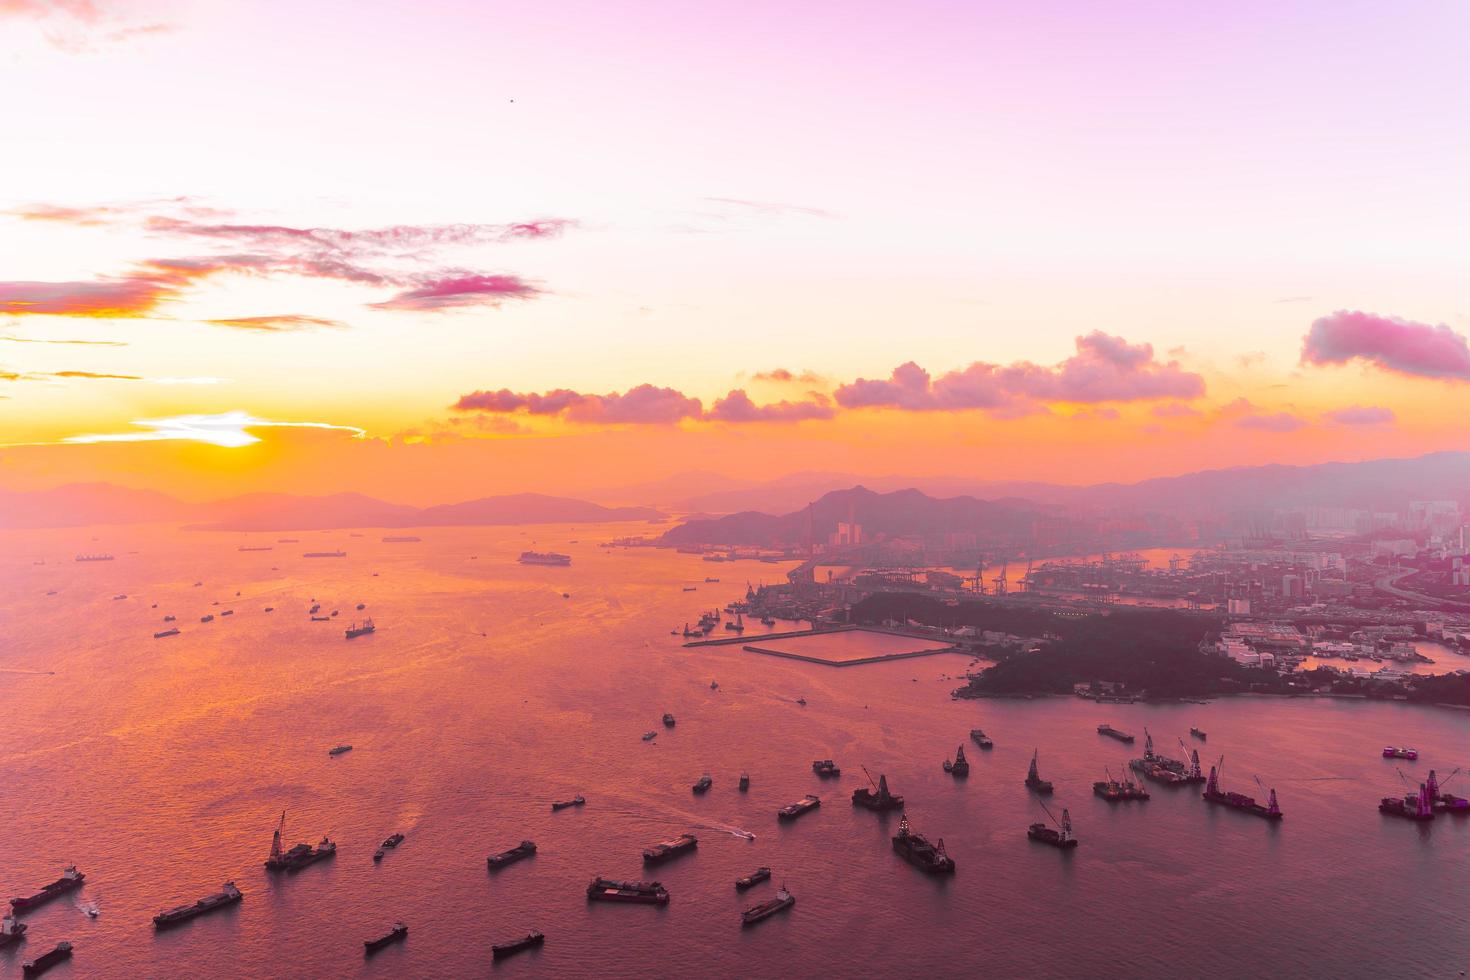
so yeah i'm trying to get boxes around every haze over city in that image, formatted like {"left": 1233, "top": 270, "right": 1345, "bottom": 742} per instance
{"left": 3, "top": 2, "right": 1468, "bottom": 979}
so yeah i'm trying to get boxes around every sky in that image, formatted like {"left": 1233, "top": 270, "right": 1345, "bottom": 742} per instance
{"left": 2, "top": 0, "right": 1468, "bottom": 503}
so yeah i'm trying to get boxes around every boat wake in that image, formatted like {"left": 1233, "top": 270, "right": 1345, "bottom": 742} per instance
{"left": 700, "top": 822, "right": 757, "bottom": 841}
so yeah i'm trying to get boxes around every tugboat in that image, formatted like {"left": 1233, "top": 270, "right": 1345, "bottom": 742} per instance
{"left": 1383, "top": 746, "right": 1418, "bottom": 760}
{"left": 741, "top": 886, "right": 795, "bottom": 926}
{"left": 364, "top": 921, "right": 408, "bottom": 953}
{"left": 852, "top": 767, "right": 904, "bottom": 811}
{"left": 21, "top": 941, "right": 72, "bottom": 976}
{"left": 662, "top": 713, "right": 676, "bottom": 728}
{"left": 1093, "top": 766, "right": 1150, "bottom": 802}
{"left": 943, "top": 745, "right": 970, "bottom": 777}
{"left": 492, "top": 930, "right": 545, "bottom": 959}
{"left": 487, "top": 841, "right": 537, "bottom": 869}
{"left": 585, "top": 877, "right": 668, "bottom": 904}
{"left": 1201, "top": 760, "right": 1282, "bottom": 820}
{"left": 1027, "top": 803, "right": 1078, "bottom": 849}
{"left": 10, "top": 866, "right": 85, "bottom": 912}
{"left": 778, "top": 794, "right": 821, "bottom": 821}
{"left": 263, "top": 813, "right": 336, "bottom": 871}
{"left": 692, "top": 773, "right": 713, "bottom": 794}
{"left": 739, "top": 772, "right": 750, "bottom": 792}
{"left": 0, "top": 914, "right": 27, "bottom": 948}
{"left": 1189, "top": 727, "right": 1207, "bottom": 741}
{"left": 551, "top": 795, "right": 586, "bottom": 811}
{"left": 345, "top": 618, "right": 375, "bottom": 639}
{"left": 890, "top": 815, "right": 956, "bottom": 873}
{"left": 153, "top": 882, "right": 243, "bottom": 928}
{"left": 735, "top": 867, "right": 771, "bottom": 890}
{"left": 811, "top": 759, "right": 840, "bottom": 778}
{"left": 1097, "top": 724, "right": 1135, "bottom": 743}
{"left": 1025, "top": 750, "right": 1054, "bottom": 794}
{"left": 969, "top": 729, "right": 994, "bottom": 749}
{"left": 374, "top": 832, "right": 405, "bottom": 860}
{"left": 643, "top": 834, "right": 698, "bottom": 864}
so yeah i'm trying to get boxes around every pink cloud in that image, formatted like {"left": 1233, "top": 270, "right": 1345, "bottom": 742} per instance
{"left": 1324, "top": 405, "right": 1395, "bottom": 426}
{"left": 834, "top": 333, "right": 1204, "bottom": 414}
{"left": 1301, "top": 310, "right": 1470, "bottom": 380}
{"left": 0, "top": 277, "right": 173, "bottom": 316}
{"left": 751, "top": 368, "right": 825, "bottom": 385}
{"left": 707, "top": 389, "right": 834, "bottom": 422}
{"left": 205, "top": 315, "right": 347, "bottom": 332}
{"left": 1151, "top": 402, "right": 1201, "bottom": 418}
{"left": 371, "top": 274, "right": 540, "bottom": 312}
{"left": 1234, "top": 411, "right": 1308, "bottom": 433}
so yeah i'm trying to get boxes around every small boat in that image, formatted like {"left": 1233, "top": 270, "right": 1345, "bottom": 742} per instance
{"left": 163, "top": 615, "right": 176, "bottom": 621}
{"left": 739, "top": 772, "right": 750, "bottom": 791}
{"left": 551, "top": 795, "right": 586, "bottom": 811}
{"left": 356, "top": 603, "right": 366, "bottom": 610}
{"left": 264, "top": 607, "right": 274, "bottom": 613}
{"left": 795, "top": 697, "right": 807, "bottom": 706}
{"left": 311, "top": 615, "right": 331, "bottom": 622}
{"left": 328, "top": 745, "right": 353, "bottom": 756}
{"left": 1383, "top": 746, "right": 1418, "bottom": 760}
{"left": 710, "top": 680, "right": 719, "bottom": 690}
{"left": 692, "top": 773, "right": 713, "bottom": 794}
{"left": 741, "top": 887, "right": 795, "bottom": 926}
{"left": 220, "top": 610, "right": 234, "bottom": 616}
{"left": 735, "top": 866, "right": 772, "bottom": 890}
{"left": 662, "top": 712, "right": 676, "bottom": 727}
{"left": 642, "top": 731, "right": 657, "bottom": 742}
{"left": 22, "top": 941, "right": 72, "bottom": 976}
{"left": 682, "top": 586, "right": 697, "bottom": 592}
{"left": 1189, "top": 727, "right": 1207, "bottom": 741}
{"left": 364, "top": 921, "right": 408, "bottom": 953}
{"left": 487, "top": 841, "right": 537, "bottom": 870}
{"left": 705, "top": 577, "right": 719, "bottom": 583}
{"left": 492, "top": 930, "right": 545, "bottom": 959}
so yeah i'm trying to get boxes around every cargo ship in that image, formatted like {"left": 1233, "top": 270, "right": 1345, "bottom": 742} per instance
{"left": 852, "top": 769, "right": 904, "bottom": 811}
{"left": 735, "top": 867, "right": 771, "bottom": 890}
{"left": 692, "top": 773, "right": 713, "bottom": 794}
{"left": 153, "top": 882, "right": 242, "bottom": 928}
{"left": 382, "top": 536, "right": 421, "bottom": 543}
{"left": 487, "top": 840, "right": 537, "bottom": 869}
{"left": 238, "top": 546, "right": 273, "bottom": 552}
{"left": 75, "top": 554, "right": 114, "bottom": 562}
{"left": 969, "top": 729, "right": 994, "bottom": 749}
{"left": 303, "top": 551, "right": 346, "bottom": 558}
{"left": 10, "top": 867, "right": 85, "bottom": 912}
{"left": 0, "top": 914, "right": 27, "bottom": 948}
{"left": 492, "top": 930, "right": 544, "bottom": 959}
{"left": 329, "top": 744, "right": 353, "bottom": 756}
{"left": 811, "top": 759, "right": 840, "bottom": 778}
{"left": 1093, "top": 767, "right": 1150, "bottom": 802}
{"left": 643, "top": 833, "right": 697, "bottom": 864}
{"left": 1382, "top": 746, "right": 1418, "bottom": 760}
{"left": 1027, "top": 804, "right": 1078, "bottom": 849}
{"left": 518, "top": 551, "right": 571, "bottom": 566}
{"left": 345, "top": 618, "right": 375, "bottom": 639}
{"left": 943, "top": 745, "right": 970, "bottom": 777}
{"left": 264, "top": 813, "right": 336, "bottom": 871}
{"left": 21, "top": 941, "right": 72, "bottom": 976}
{"left": 891, "top": 815, "right": 955, "bottom": 873}
{"left": 1190, "top": 727, "right": 1207, "bottom": 741}
{"left": 364, "top": 921, "right": 407, "bottom": 953}
{"left": 1097, "top": 724, "right": 1135, "bottom": 743}
{"left": 551, "top": 795, "right": 586, "bottom": 811}
{"left": 154, "top": 627, "right": 180, "bottom": 638}
{"left": 1025, "top": 750, "right": 1054, "bottom": 794}
{"left": 741, "top": 887, "right": 795, "bottom": 926}
{"left": 778, "top": 794, "right": 821, "bottom": 820}
{"left": 1202, "top": 763, "right": 1282, "bottom": 820}
{"left": 200, "top": 614, "right": 214, "bottom": 623}
{"left": 585, "top": 877, "right": 669, "bottom": 904}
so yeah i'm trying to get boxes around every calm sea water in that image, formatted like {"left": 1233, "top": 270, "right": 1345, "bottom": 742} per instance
{"left": 2, "top": 524, "right": 1467, "bottom": 979}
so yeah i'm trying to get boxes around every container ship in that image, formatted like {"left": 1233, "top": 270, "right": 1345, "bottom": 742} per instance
{"left": 585, "top": 877, "right": 668, "bottom": 904}
{"left": 1097, "top": 724, "right": 1135, "bottom": 743}
{"left": 21, "top": 941, "right": 72, "bottom": 976}
{"left": 492, "top": 930, "right": 544, "bottom": 959}
{"left": 345, "top": 618, "right": 376, "bottom": 639}
{"left": 263, "top": 813, "right": 336, "bottom": 871}
{"left": 891, "top": 815, "right": 955, "bottom": 873}
{"left": 741, "top": 887, "right": 795, "bottom": 926}
{"left": 487, "top": 840, "right": 537, "bottom": 869}
{"left": 943, "top": 745, "right": 970, "bottom": 777}
{"left": 364, "top": 922, "right": 408, "bottom": 953}
{"left": 153, "top": 882, "right": 242, "bottom": 928}
{"left": 10, "top": 867, "right": 85, "bottom": 913}
{"left": 1202, "top": 763, "right": 1282, "bottom": 820}
{"left": 643, "top": 833, "right": 697, "bottom": 864}
{"left": 1028, "top": 805, "right": 1079, "bottom": 849}
{"left": 969, "top": 729, "right": 994, "bottom": 749}
{"left": 852, "top": 769, "right": 904, "bottom": 811}
{"left": 777, "top": 795, "right": 821, "bottom": 821}
{"left": 1025, "top": 750, "right": 1054, "bottom": 794}
{"left": 735, "top": 867, "right": 771, "bottom": 890}
{"left": 518, "top": 551, "right": 571, "bottom": 566}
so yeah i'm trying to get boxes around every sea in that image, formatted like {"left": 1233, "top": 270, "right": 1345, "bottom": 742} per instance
{"left": 2, "top": 523, "right": 1466, "bottom": 979}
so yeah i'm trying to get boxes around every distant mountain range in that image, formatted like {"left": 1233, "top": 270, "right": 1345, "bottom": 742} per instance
{"left": 659, "top": 486, "right": 1037, "bottom": 547}
{"left": 0, "top": 484, "right": 663, "bottom": 531}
